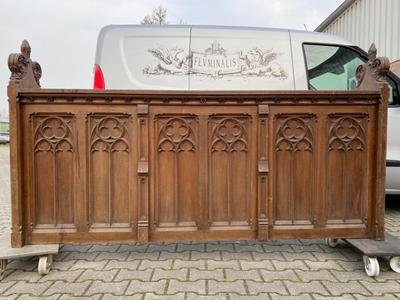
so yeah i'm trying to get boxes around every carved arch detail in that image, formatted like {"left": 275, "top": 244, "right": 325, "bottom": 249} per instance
{"left": 157, "top": 116, "right": 196, "bottom": 153}
{"left": 328, "top": 115, "right": 367, "bottom": 152}
{"left": 210, "top": 116, "right": 249, "bottom": 153}
{"left": 34, "top": 115, "right": 74, "bottom": 153}
{"left": 90, "top": 115, "right": 129, "bottom": 153}
{"left": 275, "top": 115, "right": 314, "bottom": 152}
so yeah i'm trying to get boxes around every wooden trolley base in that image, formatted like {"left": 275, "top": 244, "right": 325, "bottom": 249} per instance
{"left": 326, "top": 232, "right": 400, "bottom": 277}
{"left": 0, "top": 234, "right": 59, "bottom": 280}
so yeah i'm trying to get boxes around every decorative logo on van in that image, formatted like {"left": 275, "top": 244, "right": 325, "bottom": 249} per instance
{"left": 142, "top": 40, "right": 288, "bottom": 79}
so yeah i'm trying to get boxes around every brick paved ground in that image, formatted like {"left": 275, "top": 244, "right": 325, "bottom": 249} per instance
{"left": 1, "top": 145, "right": 400, "bottom": 299}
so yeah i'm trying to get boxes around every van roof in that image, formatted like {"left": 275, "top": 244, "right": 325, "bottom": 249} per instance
{"left": 97, "top": 24, "right": 353, "bottom": 42}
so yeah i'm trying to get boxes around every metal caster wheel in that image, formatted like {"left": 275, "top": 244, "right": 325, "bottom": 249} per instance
{"left": 0, "top": 259, "right": 7, "bottom": 280}
{"left": 325, "top": 238, "right": 339, "bottom": 248}
{"left": 389, "top": 256, "right": 400, "bottom": 273}
{"left": 363, "top": 256, "right": 380, "bottom": 277}
{"left": 38, "top": 255, "right": 53, "bottom": 276}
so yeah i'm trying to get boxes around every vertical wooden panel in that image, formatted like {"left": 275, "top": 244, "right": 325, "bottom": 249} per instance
{"left": 89, "top": 114, "right": 131, "bottom": 229}
{"left": 155, "top": 115, "right": 199, "bottom": 229}
{"left": 326, "top": 114, "right": 368, "bottom": 225}
{"left": 32, "top": 115, "right": 75, "bottom": 229}
{"left": 209, "top": 115, "right": 251, "bottom": 227}
{"left": 273, "top": 114, "right": 315, "bottom": 226}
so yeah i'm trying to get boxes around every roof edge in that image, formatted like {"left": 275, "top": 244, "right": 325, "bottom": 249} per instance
{"left": 315, "top": 0, "right": 356, "bottom": 32}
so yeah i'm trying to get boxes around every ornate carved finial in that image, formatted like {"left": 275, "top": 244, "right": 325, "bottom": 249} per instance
{"left": 356, "top": 43, "right": 390, "bottom": 90}
{"left": 8, "top": 40, "right": 41, "bottom": 88}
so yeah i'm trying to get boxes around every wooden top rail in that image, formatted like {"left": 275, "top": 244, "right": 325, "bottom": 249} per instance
{"left": 15, "top": 89, "right": 381, "bottom": 105}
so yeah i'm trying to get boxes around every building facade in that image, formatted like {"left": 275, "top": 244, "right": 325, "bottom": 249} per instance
{"left": 315, "top": 0, "right": 400, "bottom": 63}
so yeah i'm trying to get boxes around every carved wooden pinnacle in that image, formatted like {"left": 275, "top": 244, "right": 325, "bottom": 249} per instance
{"left": 356, "top": 43, "right": 390, "bottom": 90}
{"left": 8, "top": 40, "right": 41, "bottom": 88}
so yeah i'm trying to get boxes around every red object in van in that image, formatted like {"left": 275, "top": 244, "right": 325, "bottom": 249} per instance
{"left": 93, "top": 64, "right": 105, "bottom": 89}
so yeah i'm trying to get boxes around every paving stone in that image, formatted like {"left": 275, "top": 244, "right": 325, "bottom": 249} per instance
{"left": 312, "top": 251, "right": 349, "bottom": 261}
{"left": 144, "top": 293, "right": 185, "bottom": 299}
{"left": 225, "top": 269, "right": 261, "bottom": 281}
{"left": 173, "top": 259, "right": 206, "bottom": 270}
{"left": 353, "top": 294, "right": 398, "bottom": 300}
{"left": 127, "top": 252, "right": 161, "bottom": 260}
{"left": 235, "top": 243, "right": 266, "bottom": 253}
{"left": 6, "top": 259, "right": 37, "bottom": 272}
{"left": 159, "top": 250, "right": 190, "bottom": 260}
{"left": 281, "top": 251, "right": 317, "bottom": 261}
{"left": 139, "top": 259, "right": 173, "bottom": 270}
{"left": 313, "top": 294, "right": 355, "bottom": 300}
{"left": 221, "top": 251, "right": 253, "bottom": 261}
{"left": 70, "top": 260, "right": 107, "bottom": 270}
{"left": 239, "top": 260, "right": 274, "bottom": 271}
{"left": 52, "top": 260, "right": 77, "bottom": 271}
{"left": 167, "top": 279, "right": 206, "bottom": 294}
{"left": 285, "top": 280, "right": 330, "bottom": 296}
{"left": 117, "top": 244, "right": 148, "bottom": 253}
{"left": 229, "top": 294, "right": 270, "bottom": 300}
{"left": 246, "top": 280, "right": 288, "bottom": 295}
{"left": 88, "top": 244, "right": 121, "bottom": 252}
{"left": 17, "top": 295, "right": 63, "bottom": 300}
{"left": 273, "top": 260, "right": 309, "bottom": 271}
{"left": 147, "top": 243, "right": 177, "bottom": 252}
{"left": 1, "top": 270, "right": 41, "bottom": 283}
{"left": 176, "top": 243, "right": 206, "bottom": 252}
{"left": 85, "top": 280, "right": 130, "bottom": 296}
{"left": 359, "top": 280, "right": 400, "bottom": 295}
{"left": 270, "top": 294, "right": 313, "bottom": 300}
{"left": 189, "top": 269, "right": 224, "bottom": 281}
{"left": 206, "top": 243, "right": 235, "bottom": 252}
{"left": 59, "top": 295, "right": 102, "bottom": 300}
{"left": 38, "top": 269, "right": 83, "bottom": 282}
{"left": 0, "top": 295, "right": 18, "bottom": 300}
{"left": 0, "top": 281, "right": 16, "bottom": 294}
{"left": 61, "top": 244, "right": 92, "bottom": 252}
{"left": 323, "top": 281, "right": 371, "bottom": 296}
{"left": 42, "top": 281, "right": 91, "bottom": 297}
{"left": 208, "top": 280, "right": 246, "bottom": 294}
{"left": 260, "top": 269, "right": 298, "bottom": 281}
{"left": 102, "top": 294, "right": 142, "bottom": 300}
{"left": 76, "top": 269, "right": 118, "bottom": 282}
{"left": 125, "top": 279, "right": 167, "bottom": 294}
{"left": 114, "top": 269, "right": 153, "bottom": 281}
{"left": 261, "top": 244, "right": 295, "bottom": 253}
{"left": 252, "top": 251, "right": 286, "bottom": 261}
{"left": 65, "top": 251, "right": 99, "bottom": 261}
{"left": 330, "top": 270, "right": 376, "bottom": 282}
{"left": 104, "top": 260, "right": 140, "bottom": 270}
{"left": 3, "top": 281, "right": 51, "bottom": 296}
{"left": 336, "top": 261, "right": 365, "bottom": 271}
{"left": 305, "top": 260, "right": 345, "bottom": 271}
{"left": 94, "top": 251, "right": 129, "bottom": 261}
{"left": 290, "top": 244, "right": 325, "bottom": 253}
{"left": 152, "top": 268, "right": 188, "bottom": 280}
{"left": 191, "top": 251, "right": 221, "bottom": 260}
{"left": 207, "top": 260, "right": 240, "bottom": 270}
{"left": 187, "top": 293, "right": 227, "bottom": 299}
{"left": 295, "top": 269, "right": 337, "bottom": 282}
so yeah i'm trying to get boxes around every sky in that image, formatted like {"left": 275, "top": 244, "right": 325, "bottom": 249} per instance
{"left": 0, "top": 0, "right": 344, "bottom": 119}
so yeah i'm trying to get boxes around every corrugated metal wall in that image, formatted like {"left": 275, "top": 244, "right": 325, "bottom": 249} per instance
{"left": 322, "top": 0, "right": 400, "bottom": 62}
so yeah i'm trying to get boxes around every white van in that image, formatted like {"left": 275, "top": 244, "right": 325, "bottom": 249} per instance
{"left": 94, "top": 25, "right": 400, "bottom": 194}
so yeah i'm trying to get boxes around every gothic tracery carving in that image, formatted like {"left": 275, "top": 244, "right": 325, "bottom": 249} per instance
{"left": 328, "top": 115, "right": 366, "bottom": 152}
{"left": 210, "top": 117, "right": 249, "bottom": 153}
{"left": 157, "top": 116, "right": 196, "bottom": 153}
{"left": 275, "top": 115, "right": 314, "bottom": 152}
{"left": 90, "top": 115, "right": 129, "bottom": 152}
{"left": 34, "top": 116, "right": 74, "bottom": 153}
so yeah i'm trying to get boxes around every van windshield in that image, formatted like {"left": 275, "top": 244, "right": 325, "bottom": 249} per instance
{"left": 304, "top": 43, "right": 397, "bottom": 105}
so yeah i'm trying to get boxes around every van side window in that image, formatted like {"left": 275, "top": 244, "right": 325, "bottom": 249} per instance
{"left": 304, "top": 44, "right": 398, "bottom": 105}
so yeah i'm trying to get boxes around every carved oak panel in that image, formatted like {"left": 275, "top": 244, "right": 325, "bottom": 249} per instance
{"left": 31, "top": 114, "right": 75, "bottom": 229}
{"left": 155, "top": 115, "right": 199, "bottom": 229}
{"left": 273, "top": 114, "right": 315, "bottom": 226}
{"left": 208, "top": 115, "right": 251, "bottom": 227}
{"left": 326, "top": 114, "right": 368, "bottom": 225}
{"left": 88, "top": 114, "right": 131, "bottom": 230}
